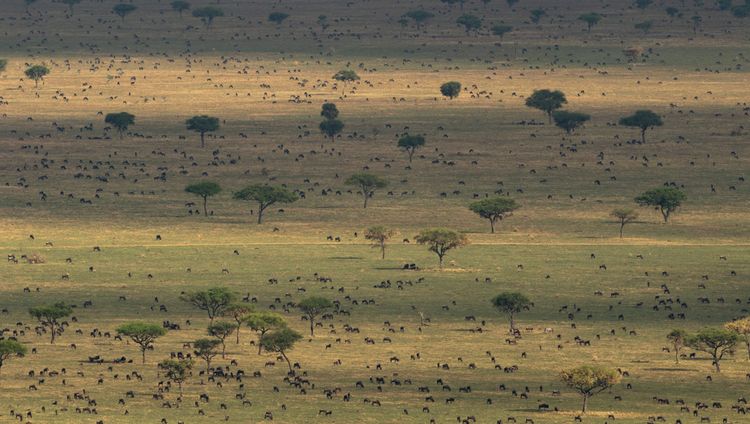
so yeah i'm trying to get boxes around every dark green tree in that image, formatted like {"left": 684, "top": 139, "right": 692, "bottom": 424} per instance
{"left": 192, "top": 338, "right": 221, "bottom": 373}
{"left": 245, "top": 312, "right": 286, "bottom": 354}
{"left": 223, "top": 304, "right": 252, "bottom": 344}
{"left": 456, "top": 14, "right": 482, "bottom": 33}
{"left": 268, "top": 12, "right": 289, "bottom": 24}
{"left": 415, "top": 228, "right": 468, "bottom": 268}
{"left": 365, "top": 226, "right": 395, "bottom": 259}
{"left": 345, "top": 173, "right": 387, "bottom": 208}
{"left": 207, "top": 321, "right": 237, "bottom": 358}
{"left": 181, "top": 287, "right": 235, "bottom": 324}
{"left": 530, "top": 9, "right": 546, "bottom": 23}
{"left": 171, "top": 0, "right": 191, "bottom": 17}
{"left": 25, "top": 65, "right": 50, "bottom": 87}
{"left": 468, "top": 198, "right": 520, "bottom": 233}
{"left": 634, "top": 187, "right": 686, "bottom": 223}
{"left": 560, "top": 366, "right": 621, "bottom": 413}
{"left": 333, "top": 69, "right": 360, "bottom": 84}
{"left": 185, "top": 181, "right": 221, "bottom": 216}
{"left": 635, "top": 0, "right": 653, "bottom": 9}
{"left": 491, "top": 24, "right": 513, "bottom": 38}
{"left": 578, "top": 13, "right": 602, "bottom": 32}
{"left": 29, "top": 302, "right": 73, "bottom": 343}
{"left": 116, "top": 322, "right": 167, "bottom": 364}
{"left": 319, "top": 119, "right": 344, "bottom": 142}
{"left": 634, "top": 20, "right": 653, "bottom": 34}
{"left": 403, "top": 10, "right": 434, "bottom": 29}
{"left": 158, "top": 359, "right": 192, "bottom": 397}
{"left": 298, "top": 297, "right": 333, "bottom": 336}
{"left": 687, "top": 328, "right": 739, "bottom": 372}
{"left": 397, "top": 134, "right": 426, "bottom": 163}
{"left": 104, "top": 112, "right": 135, "bottom": 138}
{"left": 666, "top": 329, "right": 688, "bottom": 364}
{"left": 186, "top": 115, "right": 219, "bottom": 148}
{"left": 233, "top": 185, "right": 298, "bottom": 224}
{"left": 260, "top": 327, "right": 302, "bottom": 373}
{"left": 320, "top": 103, "right": 339, "bottom": 120}
{"left": 525, "top": 89, "right": 567, "bottom": 123}
{"left": 553, "top": 111, "right": 591, "bottom": 134}
{"left": 491, "top": 292, "right": 531, "bottom": 333}
{"left": 665, "top": 7, "right": 679, "bottom": 18}
{"left": 440, "top": 81, "right": 462, "bottom": 99}
{"left": 192, "top": 6, "right": 223, "bottom": 28}
{"left": 0, "top": 340, "right": 27, "bottom": 376}
{"left": 113, "top": 4, "right": 137, "bottom": 22}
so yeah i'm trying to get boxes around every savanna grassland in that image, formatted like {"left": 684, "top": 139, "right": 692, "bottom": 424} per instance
{"left": 0, "top": 0, "right": 749, "bottom": 423}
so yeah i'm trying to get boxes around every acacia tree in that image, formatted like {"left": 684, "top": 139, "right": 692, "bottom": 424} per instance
{"left": 403, "top": 10, "right": 434, "bottom": 29}
{"left": 245, "top": 312, "right": 286, "bottom": 354}
{"left": 578, "top": 13, "right": 601, "bottom": 32}
{"left": 634, "top": 187, "right": 686, "bottom": 223}
{"left": 667, "top": 329, "right": 688, "bottom": 364}
{"left": 415, "top": 228, "right": 468, "bottom": 268}
{"left": 611, "top": 208, "right": 638, "bottom": 238}
{"left": 456, "top": 14, "right": 482, "bottom": 33}
{"left": 171, "top": 0, "right": 191, "bottom": 17}
{"left": 525, "top": 89, "right": 567, "bottom": 123}
{"left": 223, "top": 304, "right": 252, "bottom": 344}
{"left": 619, "top": 110, "right": 663, "bottom": 143}
{"left": 181, "top": 287, "right": 235, "bottom": 325}
{"left": 345, "top": 173, "right": 387, "bottom": 208}
{"left": 491, "top": 292, "right": 531, "bottom": 334}
{"left": 208, "top": 321, "right": 237, "bottom": 358}
{"left": 29, "top": 302, "right": 72, "bottom": 343}
{"left": 186, "top": 115, "right": 219, "bottom": 148}
{"left": 725, "top": 317, "right": 750, "bottom": 360}
{"left": 193, "top": 338, "right": 221, "bottom": 373}
{"left": 560, "top": 366, "right": 621, "bottom": 413}
{"left": 25, "top": 65, "right": 49, "bottom": 87}
{"left": 470, "top": 198, "right": 519, "bottom": 233}
{"left": 260, "top": 327, "right": 302, "bottom": 374}
{"left": 233, "top": 184, "right": 298, "bottom": 224}
{"left": 192, "top": 6, "right": 223, "bottom": 28}
{"left": 0, "top": 340, "right": 27, "bottom": 376}
{"left": 116, "top": 322, "right": 167, "bottom": 364}
{"left": 268, "top": 12, "right": 289, "bottom": 25}
{"left": 553, "top": 111, "right": 590, "bottom": 134}
{"left": 687, "top": 328, "right": 738, "bottom": 372}
{"left": 113, "top": 4, "right": 137, "bottom": 22}
{"left": 104, "top": 112, "right": 135, "bottom": 138}
{"left": 319, "top": 119, "right": 344, "bottom": 142}
{"left": 320, "top": 103, "right": 339, "bottom": 120}
{"left": 365, "top": 226, "right": 394, "bottom": 259}
{"left": 333, "top": 70, "right": 359, "bottom": 93}
{"left": 158, "top": 359, "right": 192, "bottom": 397}
{"left": 397, "top": 134, "right": 426, "bottom": 163}
{"left": 62, "top": 0, "right": 81, "bottom": 14}
{"left": 440, "top": 81, "right": 461, "bottom": 99}
{"left": 298, "top": 297, "right": 333, "bottom": 336}
{"left": 491, "top": 24, "right": 513, "bottom": 38}
{"left": 185, "top": 181, "right": 221, "bottom": 216}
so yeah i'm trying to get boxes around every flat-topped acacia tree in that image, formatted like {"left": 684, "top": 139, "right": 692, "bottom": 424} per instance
{"left": 170, "top": 0, "right": 190, "bottom": 17}
{"left": 260, "top": 327, "right": 302, "bottom": 374}
{"left": 181, "top": 287, "right": 235, "bottom": 325}
{"left": 185, "top": 181, "right": 221, "bottom": 216}
{"left": 298, "top": 297, "right": 333, "bottom": 336}
{"left": 186, "top": 115, "right": 219, "bottom": 148}
{"left": 345, "top": 173, "right": 387, "bottom": 208}
{"left": 29, "top": 302, "right": 72, "bottom": 343}
{"left": 468, "top": 197, "right": 519, "bottom": 233}
{"left": 415, "top": 228, "right": 468, "bottom": 268}
{"left": 25, "top": 65, "right": 49, "bottom": 87}
{"left": 233, "top": 184, "right": 298, "bottom": 224}
{"left": 491, "top": 292, "right": 531, "bottom": 334}
{"left": 104, "top": 112, "right": 135, "bottom": 138}
{"left": 560, "top": 366, "right": 621, "bottom": 413}
{"left": 113, "top": 4, "right": 137, "bottom": 22}
{"left": 634, "top": 187, "right": 686, "bottom": 223}
{"left": 245, "top": 312, "right": 286, "bottom": 354}
{"left": 619, "top": 110, "right": 663, "bottom": 143}
{"left": 0, "top": 340, "right": 27, "bottom": 376}
{"left": 116, "top": 322, "right": 166, "bottom": 364}
{"left": 192, "top": 6, "right": 223, "bottom": 28}
{"left": 397, "top": 134, "right": 426, "bottom": 163}
{"left": 525, "top": 89, "right": 567, "bottom": 123}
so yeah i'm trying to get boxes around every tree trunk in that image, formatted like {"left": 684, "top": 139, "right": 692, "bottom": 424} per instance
{"left": 509, "top": 313, "right": 516, "bottom": 334}
{"left": 490, "top": 219, "right": 496, "bottom": 233}
{"left": 619, "top": 222, "right": 624, "bottom": 238}
{"left": 641, "top": 128, "right": 647, "bottom": 143}
{"left": 236, "top": 327, "right": 240, "bottom": 344}
{"left": 582, "top": 394, "right": 588, "bottom": 413}
{"left": 50, "top": 324, "right": 56, "bottom": 344}
{"left": 381, "top": 242, "right": 386, "bottom": 259}
{"left": 221, "top": 341, "right": 226, "bottom": 358}
{"left": 438, "top": 254, "right": 444, "bottom": 268}
{"left": 282, "top": 351, "right": 293, "bottom": 374}
{"left": 745, "top": 339, "right": 750, "bottom": 360}
{"left": 674, "top": 347, "right": 679, "bottom": 364}
{"left": 200, "top": 132, "right": 205, "bottom": 148}
{"left": 661, "top": 208, "right": 669, "bottom": 223}
{"left": 257, "top": 203, "right": 265, "bottom": 224}
{"left": 408, "top": 149, "right": 414, "bottom": 163}
{"left": 363, "top": 192, "right": 368, "bottom": 208}
{"left": 310, "top": 318, "right": 315, "bottom": 336}
{"left": 142, "top": 348, "right": 147, "bottom": 364}
{"left": 202, "top": 196, "right": 208, "bottom": 216}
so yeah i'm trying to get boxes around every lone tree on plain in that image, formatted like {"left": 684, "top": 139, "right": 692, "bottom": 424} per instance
{"left": 298, "top": 297, "right": 333, "bottom": 336}
{"left": 246, "top": 312, "right": 286, "bottom": 354}
{"left": 260, "top": 327, "right": 302, "bottom": 374}
{"left": 469, "top": 197, "right": 519, "bottom": 233}
{"left": 192, "top": 338, "right": 221, "bottom": 373}
{"left": 365, "top": 226, "right": 394, "bottom": 259}
{"left": 192, "top": 6, "right": 223, "bottom": 28}
{"left": 29, "top": 302, "right": 72, "bottom": 343}
{"left": 346, "top": 173, "right": 387, "bottom": 208}
{"left": 553, "top": 111, "right": 590, "bottom": 134}
{"left": 397, "top": 134, "right": 426, "bottom": 163}
{"left": 170, "top": 1, "right": 190, "bottom": 17}
{"left": 456, "top": 14, "right": 482, "bottom": 33}
{"left": 25, "top": 65, "right": 49, "bottom": 87}
{"left": 320, "top": 102, "right": 339, "bottom": 120}
{"left": 104, "top": 112, "right": 135, "bottom": 138}
{"left": 0, "top": 340, "right": 26, "bottom": 376}
{"left": 415, "top": 228, "right": 468, "bottom": 268}
{"left": 725, "top": 317, "right": 750, "bottom": 360}
{"left": 666, "top": 329, "right": 688, "bottom": 364}
{"left": 687, "top": 328, "right": 738, "bottom": 372}
{"left": 233, "top": 184, "right": 298, "bottom": 224}
{"left": 560, "top": 366, "right": 621, "bottom": 413}
{"left": 319, "top": 119, "right": 344, "bottom": 142}
{"left": 578, "top": 13, "right": 602, "bottom": 32}
{"left": 207, "top": 321, "right": 237, "bottom": 358}
{"left": 440, "top": 81, "right": 461, "bottom": 99}
{"left": 634, "top": 187, "right": 686, "bottom": 223}
{"left": 185, "top": 181, "right": 221, "bottom": 216}
{"left": 222, "top": 304, "right": 252, "bottom": 344}
{"left": 186, "top": 115, "right": 219, "bottom": 148}
{"left": 491, "top": 292, "right": 531, "bottom": 334}
{"left": 530, "top": 8, "right": 546, "bottom": 23}
{"left": 62, "top": 0, "right": 81, "bottom": 14}
{"left": 619, "top": 110, "right": 663, "bottom": 143}
{"left": 403, "top": 10, "right": 434, "bottom": 29}
{"left": 158, "top": 359, "right": 191, "bottom": 397}
{"left": 491, "top": 24, "right": 513, "bottom": 38}
{"left": 113, "top": 4, "right": 137, "bottom": 22}
{"left": 116, "top": 322, "right": 167, "bottom": 364}
{"left": 268, "top": 12, "right": 289, "bottom": 24}
{"left": 181, "top": 287, "right": 235, "bottom": 325}
{"left": 611, "top": 208, "right": 638, "bottom": 238}
{"left": 525, "top": 89, "right": 567, "bottom": 123}
{"left": 333, "top": 69, "right": 360, "bottom": 85}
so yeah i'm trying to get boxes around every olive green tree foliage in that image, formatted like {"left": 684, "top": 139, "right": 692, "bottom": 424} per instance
{"left": 181, "top": 287, "right": 235, "bottom": 324}
{"left": 619, "top": 110, "right": 663, "bottom": 143}
{"left": 468, "top": 198, "right": 519, "bottom": 233}
{"left": 440, "top": 81, "right": 461, "bottom": 99}
{"left": 345, "top": 173, "right": 387, "bottom": 208}
{"left": 319, "top": 119, "right": 345, "bottom": 142}
{"left": 456, "top": 14, "right": 482, "bottom": 33}
{"left": 725, "top": 317, "right": 750, "bottom": 360}
{"left": 116, "top": 322, "right": 167, "bottom": 364}
{"left": 560, "top": 366, "right": 621, "bottom": 412}
{"left": 113, "top": 4, "right": 137, "bottom": 22}
{"left": 207, "top": 321, "right": 237, "bottom": 358}
{"left": 525, "top": 89, "right": 567, "bottom": 123}
{"left": 25, "top": 65, "right": 49, "bottom": 87}
{"left": 667, "top": 329, "right": 688, "bottom": 364}
{"left": 245, "top": 312, "right": 286, "bottom": 354}
{"left": 553, "top": 111, "right": 590, "bottom": 134}
{"left": 298, "top": 297, "right": 333, "bottom": 336}
{"left": 611, "top": 208, "right": 638, "bottom": 238}
{"left": 403, "top": 10, "right": 434, "bottom": 29}
{"left": 415, "top": 228, "right": 468, "bottom": 268}
{"left": 186, "top": 115, "right": 219, "bottom": 148}
{"left": 578, "top": 13, "right": 602, "bottom": 32}
{"left": 158, "top": 359, "right": 192, "bottom": 397}
{"left": 29, "top": 302, "right": 73, "bottom": 343}
{"left": 233, "top": 185, "right": 298, "bottom": 224}
{"left": 223, "top": 304, "right": 252, "bottom": 344}
{"left": 687, "top": 328, "right": 739, "bottom": 372}
{"left": 365, "top": 226, "right": 394, "bottom": 259}
{"left": 397, "top": 134, "right": 426, "bottom": 163}
{"left": 193, "top": 338, "right": 221, "bottom": 373}
{"left": 634, "top": 188, "right": 686, "bottom": 223}
{"left": 320, "top": 102, "right": 339, "bottom": 120}
{"left": 185, "top": 181, "right": 221, "bottom": 216}
{"left": 193, "top": 6, "right": 223, "bottom": 28}
{"left": 0, "top": 340, "right": 27, "bottom": 376}
{"left": 104, "top": 112, "right": 135, "bottom": 138}
{"left": 171, "top": 1, "right": 191, "bottom": 17}
{"left": 268, "top": 12, "right": 289, "bottom": 24}
{"left": 491, "top": 292, "right": 531, "bottom": 334}
{"left": 491, "top": 24, "right": 513, "bottom": 38}
{"left": 260, "top": 327, "right": 303, "bottom": 373}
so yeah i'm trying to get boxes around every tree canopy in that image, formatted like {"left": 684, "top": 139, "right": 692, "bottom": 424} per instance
{"left": 181, "top": 287, "right": 235, "bottom": 324}
{"left": 525, "top": 89, "right": 567, "bottom": 123}
{"left": 298, "top": 297, "right": 333, "bottom": 336}
{"left": 687, "top": 328, "right": 739, "bottom": 372}
{"left": 397, "top": 134, "right": 426, "bottom": 163}
{"left": 491, "top": 292, "right": 531, "bottom": 333}
{"left": 320, "top": 102, "right": 339, "bottom": 120}
{"left": 491, "top": 24, "right": 513, "bottom": 38}
{"left": 29, "top": 302, "right": 73, "bottom": 343}
{"left": 260, "top": 327, "right": 302, "bottom": 373}
{"left": 468, "top": 197, "right": 520, "bottom": 233}
{"left": 268, "top": 12, "right": 289, "bottom": 24}
{"left": 634, "top": 187, "right": 686, "bottom": 223}
{"left": 319, "top": 119, "right": 344, "bottom": 142}
{"left": 403, "top": 10, "right": 434, "bottom": 28}
{"left": 170, "top": 1, "right": 191, "bottom": 17}
{"left": 104, "top": 112, "right": 135, "bottom": 138}
{"left": 192, "top": 6, "right": 223, "bottom": 28}
{"left": 725, "top": 317, "right": 750, "bottom": 360}
{"left": 0, "top": 340, "right": 27, "bottom": 375}
{"left": 456, "top": 14, "right": 482, "bottom": 33}
{"left": 207, "top": 321, "right": 237, "bottom": 358}
{"left": 185, "top": 181, "right": 221, "bottom": 216}
{"left": 345, "top": 173, "right": 387, "bottom": 208}
{"left": 365, "top": 226, "right": 395, "bottom": 259}
{"left": 578, "top": 13, "right": 602, "bottom": 32}
{"left": 245, "top": 312, "right": 286, "bottom": 354}
{"left": 333, "top": 69, "right": 360, "bottom": 83}
{"left": 233, "top": 184, "right": 298, "bottom": 224}
{"left": 415, "top": 228, "right": 468, "bottom": 268}
{"left": 440, "top": 81, "right": 461, "bottom": 99}
{"left": 619, "top": 110, "right": 663, "bottom": 143}
{"left": 666, "top": 329, "right": 688, "bottom": 364}
{"left": 25, "top": 65, "right": 49, "bottom": 87}
{"left": 158, "top": 359, "right": 192, "bottom": 396}
{"left": 560, "top": 366, "right": 621, "bottom": 412}
{"left": 113, "top": 4, "right": 137, "bottom": 22}
{"left": 611, "top": 208, "right": 638, "bottom": 238}
{"left": 192, "top": 338, "right": 221, "bottom": 372}
{"left": 186, "top": 115, "right": 220, "bottom": 147}
{"left": 552, "top": 110, "right": 591, "bottom": 134}
{"left": 116, "top": 322, "right": 166, "bottom": 363}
